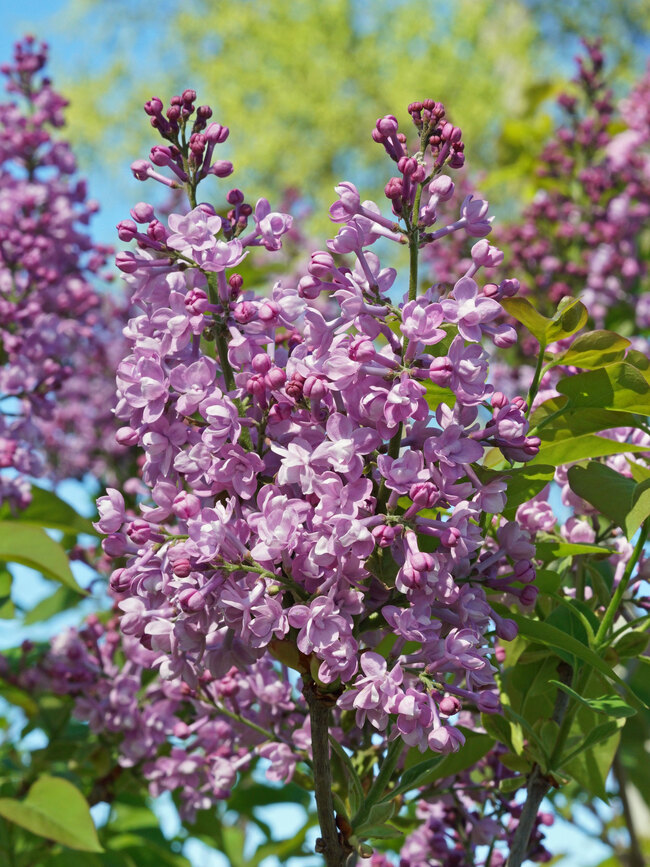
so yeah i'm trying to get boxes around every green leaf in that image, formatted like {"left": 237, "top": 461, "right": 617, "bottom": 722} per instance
{"left": 627, "top": 460, "right": 650, "bottom": 484}
{"left": 533, "top": 404, "right": 647, "bottom": 439}
{"left": 556, "top": 362, "right": 650, "bottom": 415}
{"left": 359, "top": 824, "right": 404, "bottom": 841}
{"left": 613, "top": 629, "right": 649, "bottom": 659}
{"left": 532, "top": 433, "right": 650, "bottom": 467}
{"left": 549, "top": 681, "right": 636, "bottom": 719}
{"left": 424, "top": 380, "right": 456, "bottom": 411}
{"left": 568, "top": 463, "right": 650, "bottom": 539}
{"left": 499, "top": 775, "right": 526, "bottom": 793}
{"left": 501, "top": 296, "right": 588, "bottom": 346}
{"left": 250, "top": 818, "right": 317, "bottom": 867}
{"left": 500, "top": 297, "right": 551, "bottom": 344}
{"left": 546, "top": 297, "right": 589, "bottom": 343}
{"left": 0, "top": 487, "right": 96, "bottom": 537}
{"left": 561, "top": 721, "right": 621, "bottom": 767}
{"left": 23, "top": 586, "right": 82, "bottom": 625}
{"left": 0, "top": 524, "right": 83, "bottom": 592}
{"left": 385, "top": 755, "right": 444, "bottom": 801}
{"left": 502, "top": 465, "right": 556, "bottom": 521}
{"left": 0, "top": 680, "right": 39, "bottom": 716}
{"left": 0, "top": 775, "right": 103, "bottom": 852}
{"left": 491, "top": 606, "right": 647, "bottom": 710}
{"left": 329, "top": 736, "right": 364, "bottom": 815}
{"left": 0, "top": 569, "right": 13, "bottom": 619}
{"left": 535, "top": 539, "right": 612, "bottom": 560}
{"left": 554, "top": 330, "right": 630, "bottom": 370}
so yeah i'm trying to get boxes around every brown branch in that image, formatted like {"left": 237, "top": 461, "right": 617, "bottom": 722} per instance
{"left": 506, "top": 662, "right": 573, "bottom": 867}
{"left": 613, "top": 752, "right": 645, "bottom": 867}
{"left": 303, "top": 679, "right": 350, "bottom": 867}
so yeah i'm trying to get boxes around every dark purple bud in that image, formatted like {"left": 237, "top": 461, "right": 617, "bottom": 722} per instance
{"left": 376, "top": 114, "right": 399, "bottom": 136}
{"left": 520, "top": 585, "right": 538, "bottom": 607}
{"left": 206, "top": 122, "right": 229, "bottom": 144}
{"left": 226, "top": 189, "right": 244, "bottom": 206}
{"left": 477, "top": 691, "right": 500, "bottom": 713}
{"left": 144, "top": 97, "right": 163, "bottom": 116}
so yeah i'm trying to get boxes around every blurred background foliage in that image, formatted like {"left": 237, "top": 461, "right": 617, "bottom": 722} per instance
{"left": 43, "top": 0, "right": 650, "bottom": 234}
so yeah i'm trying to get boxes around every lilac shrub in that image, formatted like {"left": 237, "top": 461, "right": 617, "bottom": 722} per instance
{"left": 500, "top": 40, "right": 650, "bottom": 342}
{"left": 96, "top": 90, "right": 548, "bottom": 863}
{"left": 0, "top": 37, "right": 129, "bottom": 508}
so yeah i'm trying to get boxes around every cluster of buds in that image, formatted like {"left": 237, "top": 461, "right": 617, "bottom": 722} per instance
{"left": 132, "top": 91, "right": 233, "bottom": 196}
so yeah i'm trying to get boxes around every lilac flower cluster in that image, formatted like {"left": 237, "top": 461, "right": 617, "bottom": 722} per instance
{"left": 3, "top": 617, "right": 306, "bottom": 821}
{"left": 0, "top": 37, "right": 130, "bottom": 507}
{"left": 99, "top": 90, "right": 541, "bottom": 780}
{"left": 500, "top": 40, "right": 650, "bottom": 340}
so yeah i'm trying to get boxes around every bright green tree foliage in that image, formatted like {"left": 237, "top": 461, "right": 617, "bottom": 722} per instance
{"left": 54, "top": 0, "right": 555, "bottom": 227}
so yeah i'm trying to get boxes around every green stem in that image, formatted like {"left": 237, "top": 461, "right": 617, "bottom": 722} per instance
{"left": 525, "top": 342, "right": 547, "bottom": 418}
{"left": 595, "top": 520, "right": 648, "bottom": 648}
{"left": 407, "top": 227, "right": 419, "bottom": 304}
{"left": 205, "top": 696, "right": 279, "bottom": 743}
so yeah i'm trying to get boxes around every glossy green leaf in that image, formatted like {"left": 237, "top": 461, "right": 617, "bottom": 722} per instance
{"left": 532, "top": 433, "right": 650, "bottom": 467}
{"left": 0, "top": 775, "right": 103, "bottom": 852}
{"left": 568, "top": 462, "right": 650, "bottom": 539}
{"left": 500, "top": 296, "right": 588, "bottom": 345}
{"left": 0, "top": 487, "right": 96, "bottom": 537}
{"left": 556, "top": 362, "right": 650, "bottom": 415}
{"left": 0, "top": 569, "right": 13, "bottom": 619}
{"left": 491, "top": 606, "right": 646, "bottom": 709}
{"left": 500, "top": 296, "right": 550, "bottom": 344}
{"left": 549, "top": 681, "right": 636, "bottom": 718}
{"left": 555, "top": 330, "right": 630, "bottom": 369}
{"left": 546, "top": 297, "right": 589, "bottom": 343}
{"left": 329, "top": 736, "right": 364, "bottom": 815}
{"left": 424, "top": 380, "right": 456, "bottom": 411}
{"left": 502, "top": 465, "right": 556, "bottom": 520}
{"left": 0, "top": 524, "right": 83, "bottom": 592}
{"left": 535, "top": 539, "right": 612, "bottom": 560}
{"left": 23, "top": 586, "right": 81, "bottom": 625}
{"left": 533, "top": 404, "right": 648, "bottom": 440}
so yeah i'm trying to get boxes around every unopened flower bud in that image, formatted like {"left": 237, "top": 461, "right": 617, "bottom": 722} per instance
{"left": 477, "top": 691, "right": 500, "bottom": 713}
{"left": 130, "top": 201, "right": 155, "bottom": 223}
{"left": 439, "top": 696, "right": 461, "bottom": 716}
{"left": 252, "top": 353, "right": 272, "bottom": 374}
{"left": 172, "top": 491, "right": 201, "bottom": 519}
{"left": 127, "top": 518, "right": 151, "bottom": 545}
{"left": 173, "top": 560, "right": 193, "bottom": 579}
{"left": 116, "top": 426, "right": 139, "bottom": 446}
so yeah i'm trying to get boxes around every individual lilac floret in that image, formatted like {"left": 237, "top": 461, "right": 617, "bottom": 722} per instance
{"left": 440, "top": 276, "right": 502, "bottom": 342}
